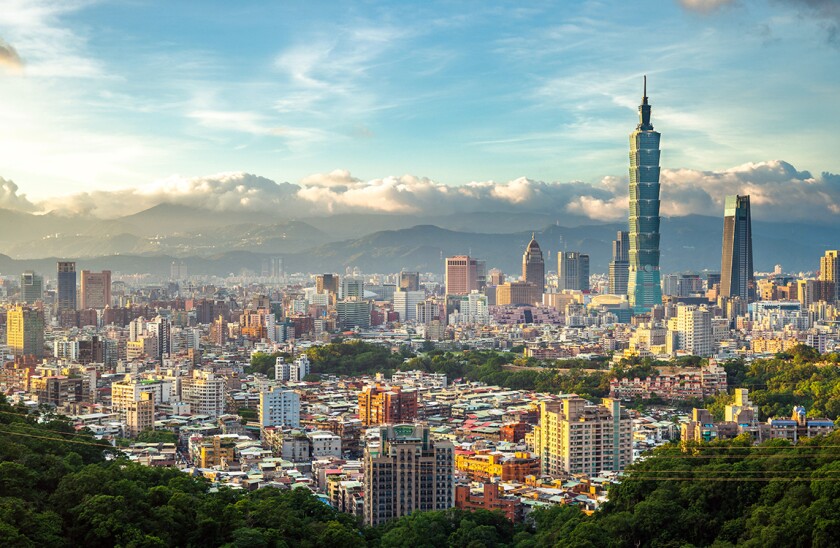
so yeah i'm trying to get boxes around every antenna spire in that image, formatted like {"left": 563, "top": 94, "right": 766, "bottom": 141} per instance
{"left": 643, "top": 75, "right": 648, "bottom": 105}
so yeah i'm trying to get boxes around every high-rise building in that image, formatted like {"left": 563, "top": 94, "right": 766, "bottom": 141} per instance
{"left": 259, "top": 386, "right": 301, "bottom": 428}
{"left": 819, "top": 250, "right": 839, "bottom": 303}
{"left": 80, "top": 270, "right": 112, "bottom": 309}
{"left": 358, "top": 384, "right": 418, "bottom": 426}
{"left": 363, "top": 424, "right": 454, "bottom": 526}
{"left": 57, "top": 261, "right": 77, "bottom": 313}
{"left": 445, "top": 255, "right": 478, "bottom": 295}
{"left": 316, "top": 273, "right": 340, "bottom": 296}
{"left": 20, "top": 271, "right": 43, "bottom": 304}
{"left": 720, "top": 195, "right": 755, "bottom": 302}
{"left": 341, "top": 277, "right": 364, "bottom": 299}
{"left": 393, "top": 289, "right": 425, "bottom": 322}
{"left": 557, "top": 252, "right": 590, "bottom": 291}
{"left": 399, "top": 271, "right": 420, "bottom": 292}
{"left": 534, "top": 397, "right": 632, "bottom": 476}
{"left": 336, "top": 298, "right": 371, "bottom": 329}
{"left": 627, "top": 76, "right": 663, "bottom": 313}
{"left": 522, "top": 233, "right": 545, "bottom": 295}
{"left": 7, "top": 305, "right": 45, "bottom": 358}
{"left": 181, "top": 370, "right": 225, "bottom": 417}
{"left": 495, "top": 282, "right": 541, "bottom": 306}
{"left": 609, "top": 231, "right": 630, "bottom": 295}
{"left": 666, "top": 305, "right": 713, "bottom": 357}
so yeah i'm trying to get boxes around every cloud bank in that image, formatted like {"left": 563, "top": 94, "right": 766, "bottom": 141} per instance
{"left": 0, "top": 38, "right": 23, "bottom": 73}
{"left": 1, "top": 160, "right": 837, "bottom": 224}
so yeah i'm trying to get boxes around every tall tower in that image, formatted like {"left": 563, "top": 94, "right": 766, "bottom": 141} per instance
{"left": 720, "top": 195, "right": 755, "bottom": 302}
{"left": 819, "top": 250, "right": 839, "bottom": 303}
{"left": 558, "top": 252, "right": 590, "bottom": 291}
{"left": 522, "top": 233, "right": 545, "bottom": 295}
{"left": 57, "top": 261, "right": 77, "bottom": 312}
{"left": 609, "top": 231, "right": 630, "bottom": 295}
{"left": 627, "top": 76, "right": 663, "bottom": 313}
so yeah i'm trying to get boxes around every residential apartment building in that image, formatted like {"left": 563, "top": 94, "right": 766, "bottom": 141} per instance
{"left": 358, "top": 384, "right": 418, "bottom": 426}
{"left": 363, "top": 424, "right": 455, "bottom": 526}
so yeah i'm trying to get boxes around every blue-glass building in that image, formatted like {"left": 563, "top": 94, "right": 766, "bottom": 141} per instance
{"left": 627, "top": 77, "right": 663, "bottom": 314}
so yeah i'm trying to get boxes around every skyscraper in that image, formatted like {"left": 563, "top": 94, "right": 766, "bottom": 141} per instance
{"left": 399, "top": 271, "right": 420, "bottom": 292}
{"left": 445, "top": 255, "right": 478, "bottom": 295}
{"left": 720, "top": 195, "right": 755, "bottom": 302}
{"left": 7, "top": 305, "right": 45, "bottom": 358}
{"left": 557, "top": 252, "right": 590, "bottom": 291}
{"left": 522, "top": 233, "right": 545, "bottom": 295}
{"left": 818, "top": 250, "right": 839, "bottom": 303}
{"left": 20, "top": 271, "right": 43, "bottom": 304}
{"left": 80, "top": 270, "right": 112, "bottom": 309}
{"left": 57, "top": 261, "right": 77, "bottom": 312}
{"left": 609, "top": 231, "right": 630, "bottom": 295}
{"left": 627, "top": 76, "right": 663, "bottom": 313}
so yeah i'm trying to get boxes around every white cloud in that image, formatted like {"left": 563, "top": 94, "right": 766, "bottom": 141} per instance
{"left": 9, "top": 159, "right": 832, "bottom": 224}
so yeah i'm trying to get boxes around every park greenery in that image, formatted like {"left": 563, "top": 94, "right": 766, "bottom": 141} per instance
{"left": 3, "top": 391, "right": 840, "bottom": 546}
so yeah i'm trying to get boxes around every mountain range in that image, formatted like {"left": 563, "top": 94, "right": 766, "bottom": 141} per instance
{"left": 0, "top": 204, "right": 830, "bottom": 277}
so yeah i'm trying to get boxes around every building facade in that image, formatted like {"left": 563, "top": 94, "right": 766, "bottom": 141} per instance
{"left": 358, "top": 384, "right": 418, "bottom": 426}
{"left": 534, "top": 397, "right": 632, "bottom": 476}
{"left": 363, "top": 424, "right": 455, "bottom": 526}
{"left": 720, "top": 195, "right": 755, "bottom": 302}
{"left": 609, "top": 231, "right": 630, "bottom": 295}
{"left": 558, "top": 252, "right": 590, "bottom": 291}
{"left": 259, "top": 386, "right": 301, "bottom": 428}
{"left": 80, "top": 270, "right": 112, "bottom": 309}
{"left": 7, "top": 306, "right": 45, "bottom": 358}
{"left": 522, "top": 234, "right": 545, "bottom": 295}
{"left": 627, "top": 77, "right": 663, "bottom": 313}
{"left": 445, "top": 255, "right": 479, "bottom": 296}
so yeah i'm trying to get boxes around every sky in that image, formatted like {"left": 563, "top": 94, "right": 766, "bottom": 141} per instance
{"left": 0, "top": 0, "right": 838, "bottom": 222}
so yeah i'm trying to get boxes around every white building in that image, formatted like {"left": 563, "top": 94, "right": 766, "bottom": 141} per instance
{"left": 259, "top": 386, "right": 301, "bottom": 428}
{"left": 181, "top": 370, "right": 225, "bottom": 417}
{"left": 290, "top": 355, "right": 311, "bottom": 381}
{"left": 393, "top": 289, "right": 425, "bottom": 323}
{"left": 307, "top": 430, "right": 341, "bottom": 458}
{"left": 667, "top": 305, "right": 713, "bottom": 357}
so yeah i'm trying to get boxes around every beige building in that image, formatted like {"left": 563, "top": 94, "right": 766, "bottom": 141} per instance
{"left": 495, "top": 282, "right": 540, "bottom": 306}
{"left": 181, "top": 370, "right": 225, "bottom": 417}
{"left": 80, "top": 270, "right": 112, "bottom": 309}
{"left": 363, "top": 424, "right": 454, "bottom": 526}
{"left": 125, "top": 392, "right": 155, "bottom": 437}
{"left": 666, "top": 304, "right": 713, "bottom": 357}
{"left": 110, "top": 376, "right": 173, "bottom": 412}
{"left": 533, "top": 397, "right": 632, "bottom": 477}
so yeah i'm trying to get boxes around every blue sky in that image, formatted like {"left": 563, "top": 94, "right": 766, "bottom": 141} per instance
{"left": 0, "top": 0, "right": 838, "bottom": 219}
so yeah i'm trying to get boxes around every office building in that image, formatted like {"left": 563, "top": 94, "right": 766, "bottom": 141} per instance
{"left": 609, "top": 231, "right": 630, "bottom": 295}
{"left": 336, "top": 298, "right": 371, "bottom": 329}
{"left": 522, "top": 233, "right": 545, "bottom": 295}
{"left": 495, "top": 282, "right": 541, "bottom": 306}
{"left": 558, "top": 252, "right": 590, "bottom": 291}
{"left": 393, "top": 289, "right": 425, "bottom": 322}
{"left": 363, "top": 424, "right": 454, "bottom": 525}
{"left": 316, "top": 274, "right": 340, "bottom": 296}
{"left": 341, "top": 277, "right": 364, "bottom": 299}
{"left": 627, "top": 76, "right": 663, "bottom": 313}
{"left": 57, "top": 261, "right": 77, "bottom": 312}
{"left": 7, "top": 305, "right": 45, "bottom": 358}
{"left": 20, "top": 271, "right": 43, "bottom": 304}
{"left": 445, "top": 255, "right": 478, "bottom": 295}
{"left": 399, "top": 271, "right": 420, "bottom": 292}
{"left": 720, "top": 195, "right": 755, "bottom": 302}
{"left": 534, "top": 397, "right": 632, "bottom": 476}
{"left": 358, "top": 384, "right": 418, "bottom": 426}
{"left": 819, "top": 250, "right": 839, "bottom": 303}
{"left": 259, "top": 386, "right": 301, "bottom": 428}
{"left": 80, "top": 270, "right": 112, "bottom": 309}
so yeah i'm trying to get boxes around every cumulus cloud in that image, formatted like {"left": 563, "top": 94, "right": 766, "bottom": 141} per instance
{"left": 0, "top": 177, "right": 36, "bottom": 212}
{"left": 0, "top": 38, "right": 23, "bottom": 73}
{"left": 8, "top": 160, "right": 840, "bottom": 224}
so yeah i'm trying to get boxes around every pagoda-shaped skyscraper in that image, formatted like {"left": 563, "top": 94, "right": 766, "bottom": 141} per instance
{"left": 627, "top": 76, "right": 662, "bottom": 313}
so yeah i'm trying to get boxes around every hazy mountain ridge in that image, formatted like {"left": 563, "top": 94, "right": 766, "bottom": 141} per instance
{"left": 0, "top": 205, "right": 829, "bottom": 276}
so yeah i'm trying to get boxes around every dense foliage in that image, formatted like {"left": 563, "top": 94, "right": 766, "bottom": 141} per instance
{"left": 5, "top": 349, "right": 840, "bottom": 548}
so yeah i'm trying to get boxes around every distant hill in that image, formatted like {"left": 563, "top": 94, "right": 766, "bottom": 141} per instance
{"left": 0, "top": 207, "right": 830, "bottom": 276}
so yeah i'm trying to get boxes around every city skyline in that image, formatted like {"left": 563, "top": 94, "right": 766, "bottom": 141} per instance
{"left": 0, "top": 1, "right": 838, "bottom": 225}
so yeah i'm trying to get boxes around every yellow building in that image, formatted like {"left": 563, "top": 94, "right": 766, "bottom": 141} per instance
{"left": 7, "top": 306, "right": 45, "bottom": 358}
{"left": 199, "top": 436, "right": 236, "bottom": 468}
{"left": 125, "top": 392, "right": 155, "bottom": 437}
{"left": 455, "top": 450, "right": 539, "bottom": 482}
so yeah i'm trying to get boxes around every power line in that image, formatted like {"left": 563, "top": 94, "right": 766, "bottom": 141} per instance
{"left": 0, "top": 427, "right": 120, "bottom": 451}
